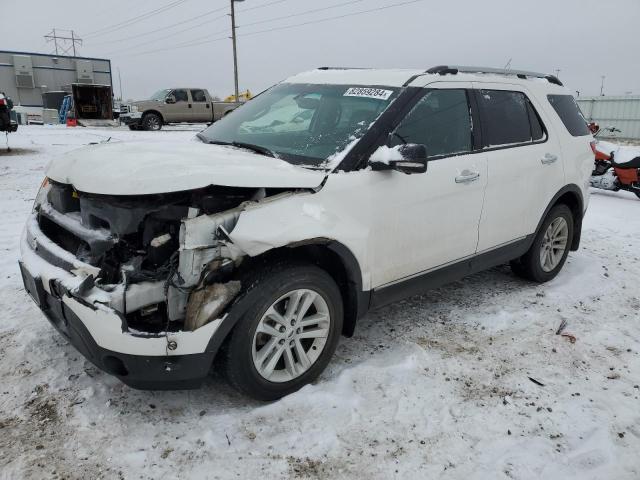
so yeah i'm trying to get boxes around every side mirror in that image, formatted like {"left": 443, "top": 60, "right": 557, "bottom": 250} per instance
{"left": 166, "top": 95, "right": 176, "bottom": 104}
{"left": 369, "top": 144, "right": 428, "bottom": 174}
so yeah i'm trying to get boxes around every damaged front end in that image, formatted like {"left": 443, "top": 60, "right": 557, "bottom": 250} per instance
{"left": 26, "top": 179, "right": 289, "bottom": 337}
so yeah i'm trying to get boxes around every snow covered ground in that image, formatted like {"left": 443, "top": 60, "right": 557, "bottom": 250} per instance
{"left": 1, "top": 125, "right": 639, "bottom": 480}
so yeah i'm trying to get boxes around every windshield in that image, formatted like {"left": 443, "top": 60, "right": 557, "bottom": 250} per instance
{"left": 150, "top": 89, "right": 171, "bottom": 101}
{"left": 198, "top": 83, "right": 399, "bottom": 168}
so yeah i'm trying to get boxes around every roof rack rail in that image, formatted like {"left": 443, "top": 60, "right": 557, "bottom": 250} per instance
{"left": 317, "top": 66, "right": 371, "bottom": 70}
{"left": 426, "top": 65, "right": 563, "bottom": 86}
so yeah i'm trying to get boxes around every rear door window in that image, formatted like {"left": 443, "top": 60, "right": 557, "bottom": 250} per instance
{"left": 190, "top": 89, "right": 207, "bottom": 102}
{"left": 477, "top": 90, "right": 535, "bottom": 147}
{"left": 527, "top": 102, "right": 545, "bottom": 141}
{"left": 547, "top": 94, "right": 590, "bottom": 136}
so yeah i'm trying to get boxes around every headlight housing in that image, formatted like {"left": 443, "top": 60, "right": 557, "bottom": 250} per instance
{"left": 129, "top": 105, "right": 138, "bottom": 113}
{"left": 32, "top": 177, "right": 50, "bottom": 211}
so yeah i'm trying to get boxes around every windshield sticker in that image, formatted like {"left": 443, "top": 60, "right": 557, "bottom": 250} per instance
{"left": 343, "top": 87, "right": 393, "bottom": 100}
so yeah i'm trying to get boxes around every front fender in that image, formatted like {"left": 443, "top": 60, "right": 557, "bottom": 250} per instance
{"left": 227, "top": 190, "right": 372, "bottom": 289}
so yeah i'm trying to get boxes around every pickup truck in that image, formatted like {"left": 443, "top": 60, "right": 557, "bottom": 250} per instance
{"left": 120, "top": 88, "right": 241, "bottom": 131}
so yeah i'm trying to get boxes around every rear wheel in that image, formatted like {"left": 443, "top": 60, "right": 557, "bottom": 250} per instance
{"left": 224, "top": 263, "right": 343, "bottom": 401}
{"left": 141, "top": 112, "right": 162, "bottom": 131}
{"left": 511, "top": 204, "right": 574, "bottom": 283}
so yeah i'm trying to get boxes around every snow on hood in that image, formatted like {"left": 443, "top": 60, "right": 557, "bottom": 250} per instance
{"left": 45, "top": 140, "right": 327, "bottom": 195}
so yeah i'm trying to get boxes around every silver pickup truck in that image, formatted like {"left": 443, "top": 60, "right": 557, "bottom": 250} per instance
{"left": 120, "top": 88, "right": 241, "bottom": 131}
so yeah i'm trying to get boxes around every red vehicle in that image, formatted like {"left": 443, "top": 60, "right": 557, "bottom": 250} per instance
{"left": 589, "top": 125, "right": 640, "bottom": 199}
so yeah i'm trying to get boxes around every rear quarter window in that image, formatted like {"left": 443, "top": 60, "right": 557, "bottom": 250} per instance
{"left": 547, "top": 94, "right": 590, "bottom": 136}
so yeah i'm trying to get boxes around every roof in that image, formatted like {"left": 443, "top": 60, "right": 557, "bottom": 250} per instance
{"left": 284, "top": 68, "right": 425, "bottom": 87}
{"left": 0, "top": 49, "right": 110, "bottom": 63}
{"left": 283, "top": 67, "right": 568, "bottom": 92}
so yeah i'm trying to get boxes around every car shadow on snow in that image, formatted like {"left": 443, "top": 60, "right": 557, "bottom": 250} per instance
{"left": 52, "top": 264, "right": 537, "bottom": 413}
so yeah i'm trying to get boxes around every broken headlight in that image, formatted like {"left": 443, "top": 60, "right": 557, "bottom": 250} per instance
{"left": 32, "top": 177, "right": 51, "bottom": 212}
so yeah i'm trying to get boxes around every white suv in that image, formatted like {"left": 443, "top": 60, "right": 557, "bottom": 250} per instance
{"left": 20, "top": 66, "right": 594, "bottom": 400}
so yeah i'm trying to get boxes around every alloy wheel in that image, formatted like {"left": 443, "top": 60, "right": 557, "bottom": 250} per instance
{"left": 539, "top": 217, "right": 569, "bottom": 272}
{"left": 252, "top": 289, "right": 331, "bottom": 383}
{"left": 145, "top": 116, "right": 160, "bottom": 130}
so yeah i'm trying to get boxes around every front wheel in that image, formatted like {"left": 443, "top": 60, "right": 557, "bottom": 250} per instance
{"left": 224, "top": 263, "right": 343, "bottom": 401}
{"left": 141, "top": 112, "right": 162, "bottom": 131}
{"left": 511, "top": 204, "right": 574, "bottom": 283}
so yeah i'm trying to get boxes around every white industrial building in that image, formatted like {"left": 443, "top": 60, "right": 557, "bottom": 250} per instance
{"left": 0, "top": 50, "right": 112, "bottom": 107}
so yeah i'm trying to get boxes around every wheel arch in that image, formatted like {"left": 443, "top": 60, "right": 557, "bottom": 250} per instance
{"left": 535, "top": 184, "right": 584, "bottom": 251}
{"left": 204, "top": 238, "right": 369, "bottom": 362}
{"left": 237, "top": 239, "right": 369, "bottom": 338}
{"left": 142, "top": 109, "right": 164, "bottom": 123}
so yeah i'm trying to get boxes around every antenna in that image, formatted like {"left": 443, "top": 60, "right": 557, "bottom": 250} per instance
{"left": 44, "top": 29, "right": 83, "bottom": 56}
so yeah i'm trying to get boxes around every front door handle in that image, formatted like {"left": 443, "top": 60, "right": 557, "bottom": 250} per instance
{"left": 455, "top": 171, "right": 480, "bottom": 183}
{"left": 541, "top": 153, "right": 558, "bottom": 164}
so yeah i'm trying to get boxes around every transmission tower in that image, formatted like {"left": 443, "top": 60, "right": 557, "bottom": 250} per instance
{"left": 44, "top": 29, "right": 83, "bottom": 57}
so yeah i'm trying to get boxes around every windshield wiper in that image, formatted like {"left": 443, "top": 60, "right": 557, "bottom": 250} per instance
{"left": 207, "top": 139, "right": 275, "bottom": 158}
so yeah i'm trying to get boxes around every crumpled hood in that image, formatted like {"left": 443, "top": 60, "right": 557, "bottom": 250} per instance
{"left": 46, "top": 140, "right": 327, "bottom": 195}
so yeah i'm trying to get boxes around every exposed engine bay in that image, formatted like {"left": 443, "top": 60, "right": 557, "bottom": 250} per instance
{"left": 36, "top": 179, "right": 290, "bottom": 334}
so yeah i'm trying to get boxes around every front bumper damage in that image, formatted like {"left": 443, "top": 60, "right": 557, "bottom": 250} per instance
{"left": 120, "top": 112, "right": 143, "bottom": 127}
{"left": 19, "top": 182, "right": 268, "bottom": 389}
{"left": 20, "top": 217, "right": 225, "bottom": 389}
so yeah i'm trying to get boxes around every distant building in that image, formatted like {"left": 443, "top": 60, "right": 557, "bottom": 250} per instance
{"left": 577, "top": 95, "right": 640, "bottom": 140}
{"left": 0, "top": 50, "right": 112, "bottom": 107}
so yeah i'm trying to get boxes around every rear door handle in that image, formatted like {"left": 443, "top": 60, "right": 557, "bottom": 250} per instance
{"left": 455, "top": 171, "right": 480, "bottom": 183}
{"left": 541, "top": 153, "right": 558, "bottom": 164}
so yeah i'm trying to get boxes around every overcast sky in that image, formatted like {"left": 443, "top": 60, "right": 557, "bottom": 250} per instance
{"left": 3, "top": 0, "right": 639, "bottom": 99}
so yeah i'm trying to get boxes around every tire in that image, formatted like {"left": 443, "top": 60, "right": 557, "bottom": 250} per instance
{"left": 511, "top": 204, "right": 574, "bottom": 283}
{"left": 224, "top": 263, "right": 343, "bottom": 401}
{"left": 141, "top": 112, "right": 162, "bottom": 131}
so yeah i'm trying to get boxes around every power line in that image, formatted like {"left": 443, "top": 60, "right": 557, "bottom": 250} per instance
{"left": 240, "top": 0, "right": 427, "bottom": 39}
{"left": 88, "top": 5, "right": 228, "bottom": 46}
{"left": 90, "top": 0, "right": 292, "bottom": 55}
{"left": 114, "top": 0, "right": 426, "bottom": 58}
{"left": 83, "top": 0, "right": 189, "bottom": 39}
{"left": 238, "top": 0, "right": 290, "bottom": 13}
{"left": 239, "top": 0, "right": 366, "bottom": 28}
{"left": 105, "top": 26, "right": 229, "bottom": 56}
{"left": 120, "top": 34, "right": 229, "bottom": 58}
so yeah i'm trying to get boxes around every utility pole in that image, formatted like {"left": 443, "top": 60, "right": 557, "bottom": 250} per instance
{"left": 52, "top": 28, "right": 59, "bottom": 55}
{"left": 71, "top": 30, "right": 77, "bottom": 56}
{"left": 44, "top": 29, "right": 83, "bottom": 57}
{"left": 600, "top": 75, "right": 605, "bottom": 96}
{"left": 118, "top": 68, "right": 124, "bottom": 101}
{"left": 230, "top": 0, "right": 244, "bottom": 102}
